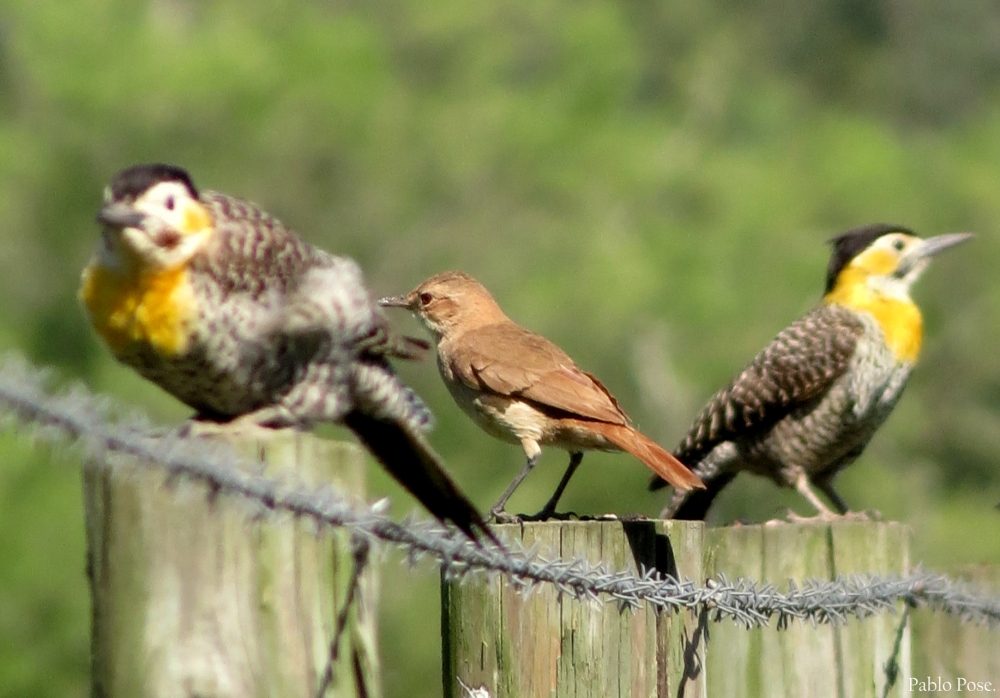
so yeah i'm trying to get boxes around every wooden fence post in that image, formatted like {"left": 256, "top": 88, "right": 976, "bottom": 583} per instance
{"left": 910, "top": 566, "right": 1000, "bottom": 696}
{"left": 82, "top": 429, "right": 379, "bottom": 698}
{"left": 443, "top": 519, "right": 918, "bottom": 698}
{"left": 704, "top": 520, "right": 912, "bottom": 698}
{"left": 441, "top": 519, "right": 706, "bottom": 698}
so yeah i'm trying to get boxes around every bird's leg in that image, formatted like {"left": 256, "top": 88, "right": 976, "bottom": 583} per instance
{"left": 530, "top": 452, "right": 584, "bottom": 520}
{"left": 786, "top": 472, "right": 840, "bottom": 521}
{"left": 786, "top": 474, "right": 879, "bottom": 522}
{"left": 816, "top": 478, "right": 882, "bottom": 521}
{"left": 815, "top": 479, "right": 850, "bottom": 515}
{"left": 490, "top": 447, "right": 541, "bottom": 521}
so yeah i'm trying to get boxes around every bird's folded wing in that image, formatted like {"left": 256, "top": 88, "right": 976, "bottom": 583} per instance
{"left": 675, "top": 304, "right": 865, "bottom": 464}
{"left": 447, "top": 323, "right": 628, "bottom": 424}
{"left": 203, "top": 193, "right": 430, "bottom": 364}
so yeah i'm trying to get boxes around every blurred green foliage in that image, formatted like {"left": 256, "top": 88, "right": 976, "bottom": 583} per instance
{"left": 0, "top": 0, "right": 998, "bottom": 696}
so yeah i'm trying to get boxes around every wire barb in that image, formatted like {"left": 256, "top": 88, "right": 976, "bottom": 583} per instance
{"left": 1, "top": 353, "right": 998, "bottom": 629}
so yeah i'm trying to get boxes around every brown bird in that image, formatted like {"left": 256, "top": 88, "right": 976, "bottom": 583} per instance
{"left": 379, "top": 271, "right": 704, "bottom": 520}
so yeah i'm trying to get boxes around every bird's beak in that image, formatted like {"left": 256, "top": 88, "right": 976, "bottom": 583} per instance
{"left": 96, "top": 202, "right": 146, "bottom": 229}
{"left": 895, "top": 232, "right": 973, "bottom": 278}
{"left": 910, "top": 232, "right": 975, "bottom": 259}
{"left": 378, "top": 293, "right": 415, "bottom": 310}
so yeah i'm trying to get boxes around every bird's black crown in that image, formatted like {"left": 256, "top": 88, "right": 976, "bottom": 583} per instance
{"left": 824, "top": 223, "right": 914, "bottom": 294}
{"left": 107, "top": 163, "right": 199, "bottom": 202}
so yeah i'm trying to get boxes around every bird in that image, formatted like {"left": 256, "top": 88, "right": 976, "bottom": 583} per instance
{"left": 652, "top": 223, "right": 973, "bottom": 521}
{"left": 79, "top": 162, "right": 494, "bottom": 543}
{"left": 379, "top": 271, "right": 704, "bottom": 521}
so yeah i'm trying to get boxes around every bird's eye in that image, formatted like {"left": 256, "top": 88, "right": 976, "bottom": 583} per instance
{"left": 165, "top": 196, "right": 175, "bottom": 211}
{"left": 892, "top": 238, "right": 905, "bottom": 251}
{"left": 419, "top": 292, "right": 433, "bottom": 305}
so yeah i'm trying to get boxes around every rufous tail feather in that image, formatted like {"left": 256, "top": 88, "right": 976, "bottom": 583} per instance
{"left": 565, "top": 420, "right": 704, "bottom": 491}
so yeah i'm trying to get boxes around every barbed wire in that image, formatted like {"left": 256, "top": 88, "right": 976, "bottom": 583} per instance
{"left": 0, "top": 354, "right": 998, "bottom": 630}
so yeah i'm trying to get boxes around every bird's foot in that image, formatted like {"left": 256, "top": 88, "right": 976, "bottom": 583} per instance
{"left": 520, "top": 509, "right": 585, "bottom": 522}
{"left": 176, "top": 420, "right": 229, "bottom": 438}
{"left": 781, "top": 509, "right": 840, "bottom": 524}
{"left": 523, "top": 501, "right": 561, "bottom": 521}
{"left": 838, "top": 509, "right": 883, "bottom": 522}
{"left": 179, "top": 410, "right": 301, "bottom": 439}
{"left": 490, "top": 509, "right": 637, "bottom": 523}
{"left": 615, "top": 513, "right": 648, "bottom": 522}
{"left": 781, "top": 508, "right": 882, "bottom": 524}
{"left": 489, "top": 508, "right": 522, "bottom": 524}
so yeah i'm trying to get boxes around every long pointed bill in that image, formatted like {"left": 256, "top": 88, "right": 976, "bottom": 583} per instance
{"left": 97, "top": 202, "right": 146, "bottom": 229}
{"left": 913, "top": 232, "right": 975, "bottom": 259}
{"left": 378, "top": 294, "right": 414, "bottom": 309}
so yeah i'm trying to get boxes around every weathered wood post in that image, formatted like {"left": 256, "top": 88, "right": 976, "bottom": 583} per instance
{"left": 82, "top": 429, "right": 379, "bottom": 698}
{"left": 444, "top": 519, "right": 916, "bottom": 698}
{"left": 910, "top": 565, "right": 1000, "bottom": 696}
{"left": 441, "top": 519, "right": 706, "bottom": 698}
{"left": 704, "top": 520, "right": 912, "bottom": 698}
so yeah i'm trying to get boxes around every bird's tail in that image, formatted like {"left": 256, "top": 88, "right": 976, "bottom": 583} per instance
{"left": 568, "top": 421, "right": 704, "bottom": 491}
{"left": 350, "top": 362, "right": 435, "bottom": 432}
{"left": 662, "top": 472, "right": 737, "bottom": 520}
{"left": 343, "top": 412, "right": 498, "bottom": 546}
{"left": 648, "top": 473, "right": 670, "bottom": 491}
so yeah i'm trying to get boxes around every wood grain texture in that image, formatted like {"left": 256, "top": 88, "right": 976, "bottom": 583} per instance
{"left": 83, "top": 430, "right": 379, "bottom": 698}
{"left": 829, "top": 522, "right": 911, "bottom": 698}
{"left": 910, "top": 565, "right": 1000, "bottom": 697}
{"left": 704, "top": 525, "right": 766, "bottom": 698}
{"left": 442, "top": 520, "right": 706, "bottom": 698}
{"left": 445, "top": 520, "right": 925, "bottom": 698}
{"left": 705, "top": 520, "right": 912, "bottom": 698}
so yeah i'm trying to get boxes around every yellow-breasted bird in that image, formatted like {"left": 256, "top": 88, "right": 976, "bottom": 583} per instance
{"left": 380, "top": 271, "right": 704, "bottom": 520}
{"left": 80, "top": 163, "right": 493, "bottom": 542}
{"left": 652, "top": 224, "right": 973, "bottom": 520}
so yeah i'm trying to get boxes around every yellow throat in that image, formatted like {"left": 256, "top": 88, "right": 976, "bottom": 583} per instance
{"left": 79, "top": 258, "right": 195, "bottom": 357}
{"left": 823, "top": 254, "right": 923, "bottom": 363}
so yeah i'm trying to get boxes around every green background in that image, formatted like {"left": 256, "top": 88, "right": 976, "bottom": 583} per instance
{"left": 0, "top": 0, "right": 998, "bottom": 695}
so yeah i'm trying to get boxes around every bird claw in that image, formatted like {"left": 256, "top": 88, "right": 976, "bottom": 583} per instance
{"left": 523, "top": 503, "right": 562, "bottom": 521}
{"left": 491, "top": 509, "right": 589, "bottom": 523}
{"left": 781, "top": 509, "right": 839, "bottom": 524}
{"left": 489, "top": 509, "right": 522, "bottom": 524}
{"left": 614, "top": 513, "right": 646, "bottom": 522}
{"left": 178, "top": 411, "right": 301, "bottom": 439}
{"left": 176, "top": 420, "right": 228, "bottom": 438}
{"left": 838, "top": 509, "right": 883, "bottom": 522}
{"left": 781, "top": 508, "right": 882, "bottom": 524}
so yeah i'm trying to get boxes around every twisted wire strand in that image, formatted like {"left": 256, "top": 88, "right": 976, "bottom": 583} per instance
{"left": 1, "top": 354, "right": 997, "bottom": 629}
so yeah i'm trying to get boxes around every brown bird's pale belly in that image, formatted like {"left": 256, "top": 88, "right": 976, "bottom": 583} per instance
{"left": 444, "top": 378, "right": 620, "bottom": 453}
